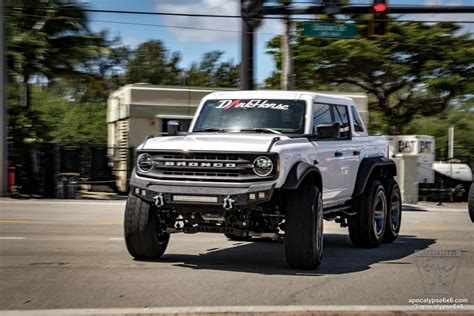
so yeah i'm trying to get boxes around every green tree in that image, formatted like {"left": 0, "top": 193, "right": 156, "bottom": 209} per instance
{"left": 186, "top": 51, "right": 239, "bottom": 87}
{"left": 266, "top": 21, "right": 474, "bottom": 134}
{"left": 9, "top": 86, "right": 107, "bottom": 146}
{"left": 125, "top": 40, "right": 182, "bottom": 85}
{"left": 47, "top": 40, "right": 130, "bottom": 103}
{"left": 406, "top": 100, "right": 474, "bottom": 160}
{"left": 54, "top": 103, "right": 107, "bottom": 143}
{"left": 6, "top": 0, "right": 106, "bottom": 107}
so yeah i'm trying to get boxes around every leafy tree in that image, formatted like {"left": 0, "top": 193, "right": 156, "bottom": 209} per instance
{"left": 186, "top": 51, "right": 239, "bottom": 87}
{"left": 54, "top": 103, "right": 107, "bottom": 143}
{"left": 9, "top": 86, "right": 107, "bottom": 147}
{"left": 266, "top": 21, "right": 474, "bottom": 134}
{"left": 5, "top": 0, "right": 105, "bottom": 107}
{"left": 406, "top": 100, "right": 474, "bottom": 161}
{"left": 125, "top": 40, "right": 182, "bottom": 85}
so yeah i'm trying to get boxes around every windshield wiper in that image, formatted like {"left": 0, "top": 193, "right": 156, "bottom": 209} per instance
{"left": 239, "top": 128, "right": 282, "bottom": 135}
{"left": 193, "top": 128, "right": 228, "bottom": 133}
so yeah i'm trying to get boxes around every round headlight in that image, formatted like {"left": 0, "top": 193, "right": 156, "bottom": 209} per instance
{"left": 137, "top": 153, "right": 153, "bottom": 173}
{"left": 253, "top": 156, "right": 273, "bottom": 177}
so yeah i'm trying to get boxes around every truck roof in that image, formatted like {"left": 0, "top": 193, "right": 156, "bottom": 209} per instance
{"left": 205, "top": 90, "right": 354, "bottom": 104}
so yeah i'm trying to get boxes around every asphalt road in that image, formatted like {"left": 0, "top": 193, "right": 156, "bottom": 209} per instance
{"left": 0, "top": 199, "right": 473, "bottom": 312}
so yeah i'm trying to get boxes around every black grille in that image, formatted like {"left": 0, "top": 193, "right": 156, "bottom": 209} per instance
{"left": 138, "top": 152, "right": 276, "bottom": 182}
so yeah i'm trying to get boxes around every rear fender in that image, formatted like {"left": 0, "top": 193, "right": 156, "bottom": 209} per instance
{"left": 352, "top": 157, "right": 397, "bottom": 198}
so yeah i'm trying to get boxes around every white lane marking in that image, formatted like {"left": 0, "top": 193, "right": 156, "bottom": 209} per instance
{"left": 0, "top": 237, "right": 26, "bottom": 240}
{"left": 108, "top": 237, "right": 124, "bottom": 240}
{"left": 0, "top": 199, "right": 126, "bottom": 206}
{"left": 2, "top": 305, "right": 473, "bottom": 315}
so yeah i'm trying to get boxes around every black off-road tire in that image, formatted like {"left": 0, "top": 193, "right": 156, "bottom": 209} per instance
{"left": 469, "top": 183, "right": 474, "bottom": 222}
{"left": 349, "top": 180, "right": 387, "bottom": 248}
{"left": 285, "top": 185, "right": 324, "bottom": 269}
{"left": 224, "top": 233, "right": 252, "bottom": 241}
{"left": 124, "top": 194, "right": 170, "bottom": 259}
{"left": 382, "top": 178, "right": 402, "bottom": 243}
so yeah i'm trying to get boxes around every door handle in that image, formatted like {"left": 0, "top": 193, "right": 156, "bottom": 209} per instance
{"left": 334, "top": 151, "right": 343, "bottom": 157}
{"left": 353, "top": 150, "right": 360, "bottom": 156}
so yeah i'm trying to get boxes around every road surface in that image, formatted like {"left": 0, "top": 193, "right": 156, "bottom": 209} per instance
{"left": 0, "top": 199, "right": 473, "bottom": 312}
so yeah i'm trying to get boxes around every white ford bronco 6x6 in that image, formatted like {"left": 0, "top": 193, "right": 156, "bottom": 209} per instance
{"left": 125, "top": 90, "right": 402, "bottom": 269}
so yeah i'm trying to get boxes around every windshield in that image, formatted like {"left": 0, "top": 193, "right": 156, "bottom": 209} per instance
{"left": 192, "top": 99, "right": 306, "bottom": 134}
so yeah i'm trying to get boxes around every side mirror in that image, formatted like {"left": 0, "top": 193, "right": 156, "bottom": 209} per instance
{"left": 316, "top": 123, "right": 340, "bottom": 139}
{"left": 167, "top": 120, "right": 182, "bottom": 136}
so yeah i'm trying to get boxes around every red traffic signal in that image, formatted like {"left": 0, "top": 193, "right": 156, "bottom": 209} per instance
{"left": 374, "top": 3, "right": 388, "bottom": 12}
{"left": 371, "top": 0, "right": 389, "bottom": 36}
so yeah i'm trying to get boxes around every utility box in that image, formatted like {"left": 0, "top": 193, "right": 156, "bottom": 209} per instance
{"left": 393, "top": 154, "right": 419, "bottom": 204}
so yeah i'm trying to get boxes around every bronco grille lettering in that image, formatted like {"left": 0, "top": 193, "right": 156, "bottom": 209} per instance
{"left": 162, "top": 161, "right": 238, "bottom": 168}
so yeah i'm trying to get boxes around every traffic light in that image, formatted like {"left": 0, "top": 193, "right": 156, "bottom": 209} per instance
{"left": 241, "top": 0, "right": 265, "bottom": 17}
{"left": 370, "top": 0, "right": 389, "bottom": 36}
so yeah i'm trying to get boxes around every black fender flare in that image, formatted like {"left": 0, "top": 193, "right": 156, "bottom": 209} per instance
{"left": 352, "top": 157, "right": 397, "bottom": 198}
{"left": 282, "top": 162, "right": 322, "bottom": 190}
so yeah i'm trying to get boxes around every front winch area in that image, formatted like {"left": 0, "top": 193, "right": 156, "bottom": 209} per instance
{"left": 130, "top": 186, "right": 273, "bottom": 210}
{"left": 152, "top": 201, "right": 285, "bottom": 239}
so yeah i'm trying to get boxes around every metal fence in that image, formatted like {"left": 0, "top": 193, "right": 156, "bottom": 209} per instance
{"left": 10, "top": 143, "right": 133, "bottom": 197}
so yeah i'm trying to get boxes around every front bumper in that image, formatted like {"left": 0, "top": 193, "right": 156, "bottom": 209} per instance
{"left": 129, "top": 171, "right": 276, "bottom": 209}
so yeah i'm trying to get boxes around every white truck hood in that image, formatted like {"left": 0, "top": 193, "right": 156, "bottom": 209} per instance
{"left": 141, "top": 134, "right": 283, "bottom": 153}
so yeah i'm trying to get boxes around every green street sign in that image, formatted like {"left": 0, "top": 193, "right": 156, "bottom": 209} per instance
{"left": 303, "top": 22, "right": 358, "bottom": 39}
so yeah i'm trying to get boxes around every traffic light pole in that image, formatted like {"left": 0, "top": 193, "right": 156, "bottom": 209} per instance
{"left": 262, "top": 5, "right": 474, "bottom": 15}
{"left": 240, "top": 19, "right": 254, "bottom": 90}
{"left": 240, "top": 3, "right": 474, "bottom": 90}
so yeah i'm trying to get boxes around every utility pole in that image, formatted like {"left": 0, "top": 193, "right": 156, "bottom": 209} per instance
{"left": 0, "top": 0, "right": 8, "bottom": 196}
{"left": 448, "top": 126, "right": 454, "bottom": 160}
{"left": 240, "top": 17, "right": 255, "bottom": 90}
{"left": 240, "top": 0, "right": 264, "bottom": 90}
{"left": 280, "top": 1, "right": 294, "bottom": 90}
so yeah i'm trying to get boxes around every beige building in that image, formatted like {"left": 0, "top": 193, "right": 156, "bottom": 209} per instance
{"left": 107, "top": 84, "right": 368, "bottom": 192}
{"left": 107, "top": 84, "right": 233, "bottom": 191}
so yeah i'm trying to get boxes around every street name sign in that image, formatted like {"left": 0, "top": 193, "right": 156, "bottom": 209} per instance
{"left": 303, "top": 22, "right": 358, "bottom": 38}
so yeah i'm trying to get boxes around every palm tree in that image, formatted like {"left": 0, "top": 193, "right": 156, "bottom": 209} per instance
{"left": 6, "top": 0, "right": 104, "bottom": 107}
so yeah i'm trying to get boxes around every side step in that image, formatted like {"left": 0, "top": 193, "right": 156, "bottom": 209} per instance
{"left": 323, "top": 202, "right": 356, "bottom": 220}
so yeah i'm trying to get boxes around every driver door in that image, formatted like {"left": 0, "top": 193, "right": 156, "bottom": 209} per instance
{"left": 310, "top": 103, "right": 344, "bottom": 207}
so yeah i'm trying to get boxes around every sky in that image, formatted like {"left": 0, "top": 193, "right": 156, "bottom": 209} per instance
{"left": 79, "top": 0, "right": 474, "bottom": 86}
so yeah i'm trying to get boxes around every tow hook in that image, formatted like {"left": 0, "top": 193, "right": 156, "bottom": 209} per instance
{"left": 223, "top": 195, "right": 235, "bottom": 210}
{"left": 153, "top": 193, "right": 165, "bottom": 207}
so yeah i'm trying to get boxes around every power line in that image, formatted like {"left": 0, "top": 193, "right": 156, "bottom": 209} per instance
{"left": 7, "top": 13, "right": 469, "bottom": 50}
{"left": 7, "top": 11, "right": 474, "bottom": 25}
{"left": 6, "top": 5, "right": 474, "bottom": 20}
{"left": 6, "top": 5, "right": 246, "bottom": 19}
